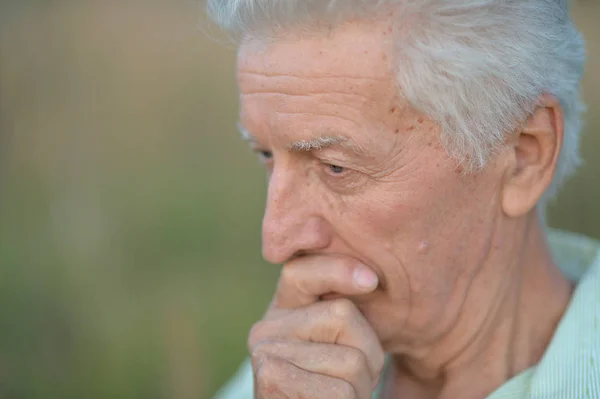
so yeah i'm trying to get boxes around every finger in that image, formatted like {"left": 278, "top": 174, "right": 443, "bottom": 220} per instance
{"left": 251, "top": 298, "right": 385, "bottom": 382}
{"left": 254, "top": 354, "right": 359, "bottom": 399}
{"left": 252, "top": 340, "right": 374, "bottom": 399}
{"left": 273, "top": 255, "right": 379, "bottom": 309}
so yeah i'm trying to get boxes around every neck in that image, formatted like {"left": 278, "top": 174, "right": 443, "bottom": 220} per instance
{"left": 385, "top": 213, "right": 574, "bottom": 399}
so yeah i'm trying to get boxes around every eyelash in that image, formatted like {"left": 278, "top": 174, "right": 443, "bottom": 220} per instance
{"left": 254, "top": 149, "right": 353, "bottom": 183}
{"left": 325, "top": 164, "right": 346, "bottom": 175}
{"left": 256, "top": 150, "right": 273, "bottom": 163}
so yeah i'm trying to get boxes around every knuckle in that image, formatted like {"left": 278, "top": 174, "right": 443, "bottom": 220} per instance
{"left": 248, "top": 321, "right": 270, "bottom": 348}
{"left": 255, "top": 357, "right": 286, "bottom": 395}
{"left": 336, "top": 380, "right": 357, "bottom": 398}
{"left": 249, "top": 340, "right": 268, "bottom": 361}
{"left": 328, "top": 298, "right": 357, "bottom": 321}
{"left": 345, "top": 349, "right": 368, "bottom": 378}
{"left": 250, "top": 340, "right": 280, "bottom": 360}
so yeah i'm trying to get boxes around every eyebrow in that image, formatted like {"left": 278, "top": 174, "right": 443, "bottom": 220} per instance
{"left": 236, "top": 123, "right": 363, "bottom": 154}
{"left": 286, "top": 136, "right": 346, "bottom": 151}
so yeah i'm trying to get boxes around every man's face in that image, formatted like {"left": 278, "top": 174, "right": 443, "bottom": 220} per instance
{"left": 237, "top": 19, "right": 507, "bottom": 352}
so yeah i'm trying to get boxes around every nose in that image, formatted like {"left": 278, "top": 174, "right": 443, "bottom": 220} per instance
{"left": 261, "top": 167, "right": 332, "bottom": 264}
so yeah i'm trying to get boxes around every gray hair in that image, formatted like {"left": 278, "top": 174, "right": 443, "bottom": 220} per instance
{"left": 207, "top": 0, "right": 586, "bottom": 203}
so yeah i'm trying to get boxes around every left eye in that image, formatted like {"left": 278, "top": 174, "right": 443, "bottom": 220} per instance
{"left": 257, "top": 150, "right": 273, "bottom": 162}
{"left": 327, "top": 164, "right": 345, "bottom": 174}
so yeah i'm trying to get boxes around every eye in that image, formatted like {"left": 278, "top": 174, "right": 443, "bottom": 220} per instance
{"left": 319, "top": 161, "right": 367, "bottom": 193}
{"left": 256, "top": 150, "right": 273, "bottom": 163}
{"left": 327, "top": 164, "right": 345, "bottom": 174}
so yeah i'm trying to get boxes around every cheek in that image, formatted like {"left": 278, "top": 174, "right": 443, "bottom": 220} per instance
{"left": 334, "top": 164, "right": 499, "bottom": 335}
{"left": 332, "top": 185, "right": 449, "bottom": 302}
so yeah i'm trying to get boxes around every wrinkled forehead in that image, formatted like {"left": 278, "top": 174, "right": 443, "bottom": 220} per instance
{"left": 236, "top": 18, "right": 395, "bottom": 82}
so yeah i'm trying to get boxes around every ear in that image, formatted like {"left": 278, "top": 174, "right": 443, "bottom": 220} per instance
{"left": 501, "top": 94, "right": 564, "bottom": 218}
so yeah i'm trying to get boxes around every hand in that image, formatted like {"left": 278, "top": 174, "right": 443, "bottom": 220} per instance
{"left": 249, "top": 256, "right": 385, "bottom": 398}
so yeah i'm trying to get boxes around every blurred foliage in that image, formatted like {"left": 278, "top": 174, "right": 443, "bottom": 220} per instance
{"left": 0, "top": 1, "right": 598, "bottom": 398}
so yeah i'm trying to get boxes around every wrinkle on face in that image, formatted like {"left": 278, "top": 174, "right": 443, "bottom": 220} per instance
{"left": 239, "top": 79, "right": 381, "bottom": 100}
{"left": 237, "top": 15, "right": 508, "bottom": 369}
{"left": 239, "top": 73, "right": 396, "bottom": 132}
{"left": 271, "top": 112, "right": 361, "bottom": 128}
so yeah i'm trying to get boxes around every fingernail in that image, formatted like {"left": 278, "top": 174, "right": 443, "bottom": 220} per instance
{"left": 353, "top": 267, "right": 378, "bottom": 290}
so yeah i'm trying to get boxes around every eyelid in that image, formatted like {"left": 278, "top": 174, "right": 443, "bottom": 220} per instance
{"left": 327, "top": 164, "right": 345, "bottom": 175}
{"left": 255, "top": 148, "right": 272, "bottom": 156}
{"left": 318, "top": 156, "right": 352, "bottom": 170}
{"left": 248, "top": 142, "right": 271, "bottom": 155}
{"left": 320, "top": 160, "right": 349, "bottom": 176}
{"left": 253, "top": 148, "right": 274, "bottom": 165}
{"left": 319, "top": 161, "right": 367, "bottom": 194}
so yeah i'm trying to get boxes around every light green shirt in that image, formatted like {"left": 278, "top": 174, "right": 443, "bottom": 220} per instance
{"left": 214, "top": 230, "right": 600, "bottom": 399}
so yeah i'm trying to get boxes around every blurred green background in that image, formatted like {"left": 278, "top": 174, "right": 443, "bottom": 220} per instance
{"left": 0, "top": 1, "right": 598, "bottom": 398}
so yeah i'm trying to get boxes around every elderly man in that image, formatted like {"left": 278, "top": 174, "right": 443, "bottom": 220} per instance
{"left": 209, "top": 1, "right": 599, "bottom": 398}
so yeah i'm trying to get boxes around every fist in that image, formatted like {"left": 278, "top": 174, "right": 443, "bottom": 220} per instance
{"left": 249, "top": 256, "right": 385, "bottom": 398}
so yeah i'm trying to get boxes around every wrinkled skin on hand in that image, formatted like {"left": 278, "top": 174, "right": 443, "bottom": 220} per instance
{"left": 249, "top": 256, "right": 384, "bottom": 399}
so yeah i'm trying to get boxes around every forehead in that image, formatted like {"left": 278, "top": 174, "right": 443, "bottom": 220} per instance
{"left": 236, "top": 18, "right": 395, "bottom": 85}
{"left": 234, "top": 18, "right": 427, "bottom": 158}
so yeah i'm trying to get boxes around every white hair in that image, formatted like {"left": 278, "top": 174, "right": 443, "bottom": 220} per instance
{"left": 207, "top": 0, "right": 586, "bottom": 204}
